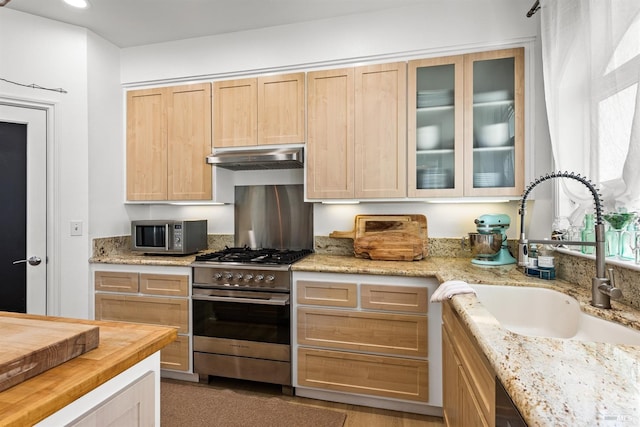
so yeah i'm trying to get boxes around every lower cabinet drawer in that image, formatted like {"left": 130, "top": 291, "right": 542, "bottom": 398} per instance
{"left": 160, "top": 335, "right": 190, "bottom": 372}
{"left": 297, "top": 307, "right": 427, "bottom": 357}
{"left": 298, "top": 348, "right": 429, "bottom": 402}
{"left": 95, "top": 294, "right": 189, "bottom": 333}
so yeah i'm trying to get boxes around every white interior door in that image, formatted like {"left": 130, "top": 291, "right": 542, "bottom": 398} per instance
{"left": 0, "top": 104, "right": 47, "bottom": 314}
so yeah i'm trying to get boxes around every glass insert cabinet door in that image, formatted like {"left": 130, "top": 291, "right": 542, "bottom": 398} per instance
{"left": 464, "top": 48, "right": 524, "bottom": 197}
{"left": 408, "top": 48, "right": 524, "bottom": 198}
{"left": 408, "top": 56, "right": 464, "bottom": 197}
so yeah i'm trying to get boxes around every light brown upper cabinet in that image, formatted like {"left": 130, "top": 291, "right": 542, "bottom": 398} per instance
{"left": 307, "top": 62, "right": 407, "bottom": 199}
{"left": 408, "top": 48, "right": 524, "bottom": 198}
{"left": 126, "top": 83, "right": 212, "bottom": 201}
{"left": 213, "top": 73, "right": 305, "bottom": 148}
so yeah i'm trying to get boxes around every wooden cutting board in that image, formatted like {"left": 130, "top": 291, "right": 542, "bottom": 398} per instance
{"left": 0, "top": 315, "right": 100, "bottom": 392}
{"left": 354, "top": 231, "right": 425, "bottom": 261}
{"left": 330, "top": 214, "right": 428, "bottom": 260}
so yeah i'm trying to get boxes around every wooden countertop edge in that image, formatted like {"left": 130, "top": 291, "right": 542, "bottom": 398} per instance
{"left": 0, "top": 312, "right": 177, "bottom": 426}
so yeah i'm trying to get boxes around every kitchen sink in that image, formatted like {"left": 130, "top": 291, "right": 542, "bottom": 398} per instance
{"left": 470, "top": 284, "right": 640, "bottom": 346}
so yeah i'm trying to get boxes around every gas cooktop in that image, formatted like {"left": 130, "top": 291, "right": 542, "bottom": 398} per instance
{"left": 194, "top": 246, "right": 312, "bottom": 265}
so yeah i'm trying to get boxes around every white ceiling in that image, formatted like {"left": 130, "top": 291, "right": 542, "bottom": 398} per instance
{"left": 4, "top": 0, "right": 425, "bottom": 48}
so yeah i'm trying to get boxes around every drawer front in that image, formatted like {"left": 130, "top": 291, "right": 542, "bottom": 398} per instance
{"left": 94, "top": 271, "right": 139, "bottom": 293}
{"left": 443, "top": 302, "right": 495, "bottom": 424}
{"left": 95, "top": 294, "right": 189, "bottom": 333}
{"left": 296, "top": 280, "right": 357, "bottom": 307}
{"left": 297, "top": 307, "right": 427, "bottom": 357}
{"left": 298, "top": 348, "right": 429, "bottom": 402}
{"left": 160, "top": 335, "right": 190, "bottom": 371}
{"left": 140, "top": 273, "right": 189, "bottom": 297}
{"left": 360, "top": 284, "right": 428, "bottom": 313}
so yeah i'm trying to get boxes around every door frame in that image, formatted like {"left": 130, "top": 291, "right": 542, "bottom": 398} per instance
{"left": 0, "top": 95, "right": 60, "bottom": 316}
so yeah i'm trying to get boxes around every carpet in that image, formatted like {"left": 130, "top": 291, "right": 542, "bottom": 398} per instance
{"left": 161, "top": 380, "right": 346, "bottom": 427}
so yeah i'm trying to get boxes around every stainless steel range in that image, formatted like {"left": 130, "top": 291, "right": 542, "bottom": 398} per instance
{"left": 192, "top": 247, "right": 311, "bottom": 393}
{"left": 191, "top": 184, "right": 313, "bottom": 394}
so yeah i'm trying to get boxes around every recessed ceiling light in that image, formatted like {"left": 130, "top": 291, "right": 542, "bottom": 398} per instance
{"left": 63, "top": 0, "right": 89, "bottom": 8}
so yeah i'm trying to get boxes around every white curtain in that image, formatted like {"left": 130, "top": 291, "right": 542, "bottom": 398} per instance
{"left": 540, "top": 0, "right": 640, "bottom": 221}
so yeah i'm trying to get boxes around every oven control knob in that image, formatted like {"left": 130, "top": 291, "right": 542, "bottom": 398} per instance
{"left": 234, "top": 273, "right": 244, "bottom": 281}
{"left": 255, "top": 274, "right": 264, "bottom": 282}
{"left": 213, "top": 272, "right": 223, "bottom": 281}
{"left": 243, "top": 274, "right": 253, "bottom": 282}
{"left": 265, "top": 274, "right": 275, "bottom": 283}
{"left": 223, "top": 272, "right": 233, "bottom": 280}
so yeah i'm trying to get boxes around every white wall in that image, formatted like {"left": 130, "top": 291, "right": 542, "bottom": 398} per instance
{"left": 0, "top": 8, "right": 91, "bottom": 318}
{"left": 87, "top": 33, "right": 126, "bottom": 238}
{"left": 120, "top": 1, "right": 537, "bottom": 84}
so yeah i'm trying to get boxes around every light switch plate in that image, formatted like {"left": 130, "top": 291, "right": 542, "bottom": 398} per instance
{"left": 70, "top": 220, "right": 83, "bottom": 236}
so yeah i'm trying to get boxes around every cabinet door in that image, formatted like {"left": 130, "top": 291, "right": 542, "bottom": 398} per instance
{"left": 167, "top": 83, "right": 212, "bottom": 200}
{"left": 408, "top": 55, "right": 464, "bottom": 197}
{"left": 69, "top": 371, "right": 155, "bottom": 427}
{"left": 126, "top": 88, "right": 168, "bottom": 201}
{"left": 442, "top": 326, "right": 461, "bottom": 427}
{"left": 160, "top": 335, "right": 190, "bottom": 371}
{"left": 360, "top": 284, "right": 428, "bottom": 313}
{"left": 306, "top": 68, "right": 355, "bottom": 199}
{"left": 257, "top": 73, "right": 305, "bottom": 145}
{"left": 297, "top": 307, "right": 427, "bottom": 357}
{"left": 213, "top": 78, "right": 257, "bottom": 148}
{"left": 95, "top": 294, "right": 189, "bottom": 333}
{"left": 298, "top": 348, "right": 429, "bottom": 402}
{"left": 296, "top": 280, "right": 357, "bottom": 307}
{"left": 139, "top": 273, "right": 188, "bottom": 297}
{"left": 354, "top": 62, "right": 407, "bottom": 198}
{"left": 459, "top": 364, "right": 491, "bottom": 427}
{"left": 443, "top": 302, "right": 495, "bottom": 426}
{"left": 95, "top": 271, "right": 139, "bottom": 293}
{"left": 464, "top": 48, "right": 524, "bottom": 197}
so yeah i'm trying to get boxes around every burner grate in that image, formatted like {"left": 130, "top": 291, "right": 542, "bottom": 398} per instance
{"left": 194, "top": 247, "right": 311, "bottom": 265}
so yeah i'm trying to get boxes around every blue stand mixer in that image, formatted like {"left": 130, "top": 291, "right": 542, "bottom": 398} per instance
{"left": 470, "top": 214, "right": 517, "bottom": 266}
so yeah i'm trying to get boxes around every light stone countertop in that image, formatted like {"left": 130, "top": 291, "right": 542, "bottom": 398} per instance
{"left": 293, "top": 254, "right": 640, "bottom": 427}
{"left": 91, "top": 250, "right": 640, "bottom": 426}
{"left": 89, "top": 251, "right": 199, "bottom": 266}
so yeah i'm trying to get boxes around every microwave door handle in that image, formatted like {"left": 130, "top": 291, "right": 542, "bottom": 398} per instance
{"left": 192, "top": 295, "right": 289, "bottom": 306}
{"left": 165, "top": 224, "right": 170, "bottom": 251}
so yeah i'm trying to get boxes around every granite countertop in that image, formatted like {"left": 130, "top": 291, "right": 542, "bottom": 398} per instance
{"left": 92, "top": 250, "right": 640, "bottom": 426}
{"left": 0, "top": 312, "right": 176, "bottom": 426}
{"left": 90, "top": 251, "right": 199, "bottom": 266}
{"left": 294, "top": 254, "right": 640, "bottom": 427}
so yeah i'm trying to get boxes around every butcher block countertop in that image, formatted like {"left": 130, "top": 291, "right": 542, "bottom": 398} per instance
{"left": 293, "top": 254, "right": 640, "bottom": 426}
{"left": 0, "top": 312, "right": 176, "bottom": 427}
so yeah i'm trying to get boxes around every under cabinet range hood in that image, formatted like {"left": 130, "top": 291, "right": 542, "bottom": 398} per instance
{"left": 206, "top": 147, "right": 304, "bottom": 171}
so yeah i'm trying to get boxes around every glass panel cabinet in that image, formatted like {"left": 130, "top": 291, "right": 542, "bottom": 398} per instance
{"left": 408, "top": 56, "right": 464, "bottom": 197}
{"left": 408, "top": 48, "right": 524, "bottom": 198}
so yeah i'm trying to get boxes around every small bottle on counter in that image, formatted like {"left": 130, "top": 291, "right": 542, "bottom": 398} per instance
{"left": 581, "top": 213, "right": 596, "bottom": 255}
{"left": 537, "top": 240, "right": 555, "bottom": 269}
{"left": 619, "top": 221, "right": 637, "bottom": 260}
{"left": 528, "top": 243, "right": 538, "bottom": 267}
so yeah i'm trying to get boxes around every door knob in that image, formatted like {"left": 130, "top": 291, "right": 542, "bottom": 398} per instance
{"left": 12, "top": 256, "right": 42, "bottom": 266}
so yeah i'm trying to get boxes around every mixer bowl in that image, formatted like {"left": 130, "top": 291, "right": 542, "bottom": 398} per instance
{"left": 468, "top": 232, "right": 503, "bottom": 258}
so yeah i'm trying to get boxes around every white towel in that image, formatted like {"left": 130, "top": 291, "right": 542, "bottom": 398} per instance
{"left": 430, "top": 280, "right": 476, "bottom": 302}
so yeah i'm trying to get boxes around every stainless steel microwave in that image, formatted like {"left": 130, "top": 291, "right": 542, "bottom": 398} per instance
{"left": 131, "top": 220, "right": 207, "bottom": 255}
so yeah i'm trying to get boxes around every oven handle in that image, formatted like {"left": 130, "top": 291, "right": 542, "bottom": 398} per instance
{"left": 192, "top": 294, "right": 290, "bottom": 306}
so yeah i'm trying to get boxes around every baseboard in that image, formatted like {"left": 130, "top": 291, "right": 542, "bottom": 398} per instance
{"left": 294, "top": 386, "right": 444, "bottom": 417}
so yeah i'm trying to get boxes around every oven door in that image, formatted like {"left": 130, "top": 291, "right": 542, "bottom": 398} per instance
{"left": 192, "top": 288, "right": 290, "bottom": 349}
{"left": 192, "top": 288, "right": 292, "bottom": 385}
